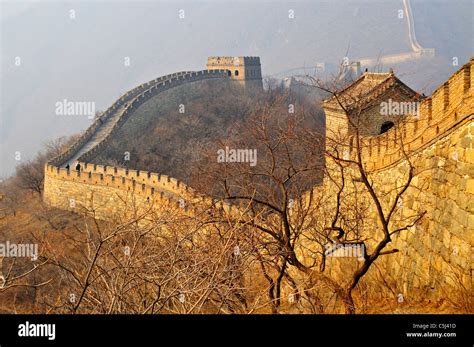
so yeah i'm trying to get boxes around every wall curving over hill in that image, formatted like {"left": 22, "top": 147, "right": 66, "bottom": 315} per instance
{"left": 44, "top": 69, "right": 232, "bottom": 219}
{"left": 44, "top": 59, "right": 473, "bottom": 217}
{"left": 44, "top": 59, "right": 473, "bottom": 304}
{"left": 48, "top": 70, "right": 229, "bottom": 168}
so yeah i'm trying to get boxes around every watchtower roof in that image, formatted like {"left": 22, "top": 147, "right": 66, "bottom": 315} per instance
{"left": 323, "top": 71, "right": 422, "bottom": 112}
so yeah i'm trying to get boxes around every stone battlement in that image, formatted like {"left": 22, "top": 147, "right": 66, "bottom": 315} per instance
{"left": 206, "top": 56, "right": 263, "bottom": 87}
{"left": 299, "top": 58, "right": 474, "bottom": 302}
{"left": 44, "top": 64, "right": 237, "bottom": 219}
{"left": 49, "top": 69, "right": 229, "bottom": 167}
{"left": 207, "top": 56, "right": 261, "bottom": 66}
{"left": 49, "top": 71, "right": 191, "bottom": 167}
{"left": 44, "top": 162, "right": 238, "bottom": 219}
{"left": 42, "top": 57, "right": 473, "bottom": 306}
{"left": 343, "top": 58, "right": 473, "bottom": 171}
{"left": 45, "top": 57, "right": 473, "bottom": 217}
{"left": 77, "top": 162, "right": 194, "bottom": 198}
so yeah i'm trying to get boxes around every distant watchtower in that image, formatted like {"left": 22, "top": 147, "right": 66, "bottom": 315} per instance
{"left": 207, "top": 56, "right": 263, "bottom": 89}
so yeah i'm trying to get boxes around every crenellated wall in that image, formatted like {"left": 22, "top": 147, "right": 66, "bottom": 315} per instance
{"left": 49, "top": 71, "right": 192, "bottom": 167}
{"left": 302, "top": 58, "right": 473, "bottom": 305}
{"left": 347, "top": 58, "right": 473, "bottom": 171}
{"left": 60, "top": 70, "right": 229, "bottom": 167}
{"left": 43, "top": 58, "right": 473, "bottom": 307}
{"left": 305, "top": 118, "right": 473, "bottom": 305}
{"left": 44, "top": 69, "right": 232, "bottom": 218}
{"left": 206, "top": 56, "right": 263, "bottom": 88}
{"left": 44, "top": 161, "right": 239, "bottom": 221}
{"left": 77, "top": 161, "right": 195, "bottom": 200}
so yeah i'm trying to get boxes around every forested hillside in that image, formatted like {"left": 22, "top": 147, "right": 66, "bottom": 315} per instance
{"left": 91, "top": 79, "right": 325, "bottom": 185}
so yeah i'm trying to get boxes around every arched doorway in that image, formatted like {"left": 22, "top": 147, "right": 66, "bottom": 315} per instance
{"left": 234, "top": 70, "right": 239, "bottom": 76}
{"left": 380, "top": 121, "right": 394, "bottom": 134}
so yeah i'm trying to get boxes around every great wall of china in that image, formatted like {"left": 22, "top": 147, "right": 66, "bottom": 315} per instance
{"left": 359, "top": 0, "right": 435, "bottom": 67}
{"left": 350, "top": 60, "right": 472, "bottom": 171}
{"left": 44, "top": 68, "right": 235, "bottom": 220}
{"left": 270, "top": 0, "right": 435, "bottom": 78}
{"left": 44, "top": 58, "right": 473, "bottom": 303}
{"left": 305, "top": 58, "right": 473, "bottom": 303}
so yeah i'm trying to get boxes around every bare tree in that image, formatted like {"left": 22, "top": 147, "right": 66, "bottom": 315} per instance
{"left": 14, "top": 136, "right": 73, "bottom": 195}
{"left": 190, "top": 73, "right": 427, "bottom": 313}
{"left": 301, "top": 68, "right": 427, "bottom": 313}
{"left": 38, "top": 193, "right": 256, "bottom": 314}
{"left": 188, "top": 90, "right": 342, "bottom": 313}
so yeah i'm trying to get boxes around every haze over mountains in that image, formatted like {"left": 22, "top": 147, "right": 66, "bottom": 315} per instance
{"left": 1, "top": 0, "right": 472, "bottom": 178}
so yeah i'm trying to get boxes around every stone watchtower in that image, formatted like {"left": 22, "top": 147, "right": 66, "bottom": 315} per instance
{"left": 207, "top": 56, "right": 263, "bottom": 89}
{"left": 322, "top": 70, "right": 423, "bottom": 140}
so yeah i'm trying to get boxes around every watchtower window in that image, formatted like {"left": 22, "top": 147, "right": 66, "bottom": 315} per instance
{"left": 234, "top": 70, "right": 239, "bottom": 76}
{"left": 380, "top": 121, "right": 394, "bottom": 134}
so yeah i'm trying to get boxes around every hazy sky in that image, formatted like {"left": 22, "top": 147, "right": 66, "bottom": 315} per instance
{"left": 1, "top": 0, "right": 472, "bottom": 178}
